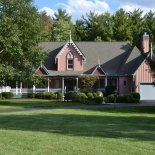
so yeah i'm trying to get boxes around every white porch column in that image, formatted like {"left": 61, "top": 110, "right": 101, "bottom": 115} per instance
{"left": 62, "top": 77, "right": 64, "bottom": 94}
{"left": 33, "top": 84, "right": 36, "bottom": 93}
{"left": 105, "top": 76, "right": 107, "bottom": 87}
{"left": 47, "top": 77, "right": 50, "bottom": 92}
{"left": 76, "top": 77, "right": 78, "bottom": 91}
{"left": 16, "top": 81, "right": 18, "bottom": 95}
{"left": 20, "top": 82, "right": 22, "bottom": 95}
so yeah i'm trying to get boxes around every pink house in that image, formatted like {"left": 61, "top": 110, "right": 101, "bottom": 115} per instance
{"left": 8, "top": 32, "right": 155, "bottom": 100}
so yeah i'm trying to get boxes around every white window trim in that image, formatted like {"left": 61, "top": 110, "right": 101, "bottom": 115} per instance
{"left": 67, "top": 52, "right": 74, "bottom": 70}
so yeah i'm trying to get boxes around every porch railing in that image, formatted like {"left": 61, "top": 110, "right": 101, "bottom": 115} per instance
{"left": 0, "top": 88, "right": 62, "bottom": 94}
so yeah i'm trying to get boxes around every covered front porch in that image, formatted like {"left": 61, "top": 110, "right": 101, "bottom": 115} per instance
{"left": 0, "top": 76, "right": 120, "bottom": 97}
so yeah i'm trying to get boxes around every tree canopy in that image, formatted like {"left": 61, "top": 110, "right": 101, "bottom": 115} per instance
{"left": 38, "top": 11, "right": 53, "bottom": 41}
{"left": 52, "top": 8, "right": 74, "bottom": 41}
{"left": 0, "top": 0, "right": 45, "bottom": 84}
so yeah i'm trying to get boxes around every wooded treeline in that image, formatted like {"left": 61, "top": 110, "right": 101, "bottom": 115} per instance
{"left": 39, "top": 8, "right": 155, "bottom": 51}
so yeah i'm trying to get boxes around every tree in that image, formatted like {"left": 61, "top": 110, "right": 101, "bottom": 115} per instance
{"left": 94, "top": 36, "right": 102, "bottom": 42}
{"left": 78, "top": 76, "right": 99, "bottom": 90}
{"left": 143, "top": 10, "right": 155, "bottom": 50}
{"left": 112, "top": 9, "right": 133, "bottom": 44}
{"left": 52, "top": 8, "right": 74, "bottom": 41}
{"left": 0, "top": 0, "right": 45, "bottom": 85}
{"left": 38, "top": 11, "right": 53, "bottom": 41}
{"left": 100, "top": 12, "right": 114, "bottom": 41}
{"left": 52, "top": 19, "right": 71, "bottom": 41}
{"left": 74, "top": 11, "right": 113, "bottom": 41}
{"left": 74, "top": 19, "right": 89, "bottom": 41}
{"left": 129, "top": 9, "right": 144, "bottom": 49}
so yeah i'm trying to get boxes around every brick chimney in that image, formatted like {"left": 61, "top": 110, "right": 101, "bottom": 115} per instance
{"left": 142, "top": 32, "right": 149, "bottom": 53}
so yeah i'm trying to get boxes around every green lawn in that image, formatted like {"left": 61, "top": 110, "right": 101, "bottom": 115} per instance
{"left": 0, "top": 106, "right": 155, "bottom": 155}
{"left": 0, "top": 99, "right": 83, "bottom": 110}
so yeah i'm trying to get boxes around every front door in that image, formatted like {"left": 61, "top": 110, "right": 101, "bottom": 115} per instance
{"left": 64, "top": 79, "right": 76, "bottom": 92}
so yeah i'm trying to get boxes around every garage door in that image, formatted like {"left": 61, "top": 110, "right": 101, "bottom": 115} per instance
{"left": 140, "top": 83, "right": 155, "bottom": 100}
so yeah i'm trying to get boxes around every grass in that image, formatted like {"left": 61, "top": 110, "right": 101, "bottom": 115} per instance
{"left": 0, "top": 99, "right": 83, "bottom": 110}
{"left": 0, "top": 105, "right": 155, "bottom": 155}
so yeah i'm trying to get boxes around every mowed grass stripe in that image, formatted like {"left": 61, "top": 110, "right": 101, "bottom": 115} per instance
{"left": 0, "top": 107, "right": 155, "bottom": 155}
{"left": 0, "top": 99, "right": 83, "bottom": 110}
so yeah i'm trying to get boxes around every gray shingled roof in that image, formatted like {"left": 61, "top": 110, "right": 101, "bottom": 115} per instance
{"left": 39, "top": 41, "right": 145, "bottom": 76}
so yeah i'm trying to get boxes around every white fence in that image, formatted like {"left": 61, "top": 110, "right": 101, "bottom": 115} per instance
{"left": 0, "top": 87, "right": 62, "bottom": 95}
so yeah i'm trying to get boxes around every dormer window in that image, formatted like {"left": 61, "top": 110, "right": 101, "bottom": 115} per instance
{"left": 67, "top": 52, "right": 74, "bottom": 70}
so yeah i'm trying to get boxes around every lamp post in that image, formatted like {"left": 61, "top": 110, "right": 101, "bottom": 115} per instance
{"left": 113, "top": 89, "right": 117, "bottom": 109}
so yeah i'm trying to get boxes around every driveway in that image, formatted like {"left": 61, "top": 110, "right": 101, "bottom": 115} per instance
{"left": 0, "top": 100, "right": 154, "bottom": 113}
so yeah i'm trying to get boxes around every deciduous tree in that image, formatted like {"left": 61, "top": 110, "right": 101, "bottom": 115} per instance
{"left": 0, "top": 0, "right": 45, "bottom": 84}
{"left": 38, "top": 11, "right": 53, "bottom": 41}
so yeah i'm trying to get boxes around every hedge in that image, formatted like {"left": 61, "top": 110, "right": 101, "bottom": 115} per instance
{"left": 27, "top": 92, "right": 36, "bottom": 98}
{"left": 107, "top": 92, "right": 140, "bottom": 103}
{"left": 94, "top": 96, "right": 103, "bottom": 104}
{"left": 64, "top": 91, "right": 80, "bottom": 101}
{"left": 87, "top": 92, "right": 94, "bottom": 100}
{"left": 2, "top": 92, "right": 14, "bottom": 99}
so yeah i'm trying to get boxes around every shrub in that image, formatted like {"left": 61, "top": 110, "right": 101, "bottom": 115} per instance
{"left": 130, "top": 92, "right": 140, "bottom": 100}
{"left": 35, "top": 92, "right": 45, "bottom": 99}
{"left": 96, "top": 91, "right": 104, "bottom": 97}
{"left": 93, "top": 92, "right": 97, "bottom": 97}
{"left": 0, "top": 93, "right": 2, "bottom": 99}
{"left": 74, "top": 98, "right": 94, "bottom": 105}
{"left": 103, "top": 97, "right": 107, "bottom": 103}
{"left": 64, "top": 91, "right": 81, "bottom": 101}
{"left": 105, "top": 85, "right": 116, "bottom": 96}
{"left": 117, "top": 94, "right": 125, "bottom": 103}
{"left": 51, "top": 93, "right": 56, "bottom": 99}
{"left": 2, "top": 92, "right": 14, "bottom": 99}
{"left": 94, "top": 96, "right": 103, "bottom": 104}
{"left": 54, "top": 92, "right": 63, "bottom": 100}
{"left": 44, "top": 92, "right": 53, "bottom": 99}
{"left": 57, "top": 92, "right": 63, "bottom": 100}
{"left": 124, "top": 94, "right": 133, "bottom": 103}
{"left": 80, "top": 93, "right": 88, "bottom": 99}
{"left": 107, "top": 94, "right": 115, "bottom": 103}
{"left": 86, "top": 92, "right": 94, "bottom": 100}
{"left": 132, "top": 98, "right": 140, "bottom": 103}
{"left": 27, "top": 92, "right": 35, "bottom": 98}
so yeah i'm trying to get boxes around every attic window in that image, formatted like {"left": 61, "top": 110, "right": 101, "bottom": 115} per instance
{"left": 67, "top": 52, "right": 74, "bottom": 70}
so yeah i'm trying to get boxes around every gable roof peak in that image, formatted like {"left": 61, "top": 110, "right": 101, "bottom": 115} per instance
{"left": 92, "top": 64, "right": 106, "bottom": 75}
{"left": 55, "top": 38, "right": 86, "bottom": 64}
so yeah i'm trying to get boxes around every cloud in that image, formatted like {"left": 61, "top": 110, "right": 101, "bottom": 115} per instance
{"left": 57, "top": 0, "right": 111, "bottom": 22}
{"left": 39, "top": 7, "right": 55, "bottom": 17}
{"left": 116, "top": 0, "right": 155, "bottom": 14}
{"left": 118, "top": 4, "right": 155, "bottom": 16}
{"left": 38, "top": 0, "right": 155, "bottom": 22}
{"left": 116, "top": 0, "right": 155, "bottom": 8}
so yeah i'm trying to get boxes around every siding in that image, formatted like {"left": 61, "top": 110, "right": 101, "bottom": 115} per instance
{"left": 135, "top": 61, "right": 154, "bottom": 93}
{"left": 58, "top": 45, "right": 83, "bottom": 71}
{"left": 119, "top": 76, "right": 133, "bottom": 94}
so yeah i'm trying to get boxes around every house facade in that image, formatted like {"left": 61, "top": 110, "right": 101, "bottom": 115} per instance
{"left": 3, "top": 32, "right": 155, "bottom": 100}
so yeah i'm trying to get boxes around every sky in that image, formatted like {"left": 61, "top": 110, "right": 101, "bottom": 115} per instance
{"left": 33, "top": 0, "right": 155, "bottom": 22}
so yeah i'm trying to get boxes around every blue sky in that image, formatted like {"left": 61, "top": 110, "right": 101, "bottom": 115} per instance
{"left": 33, "top": 0, "right": 155, "bottom": 22}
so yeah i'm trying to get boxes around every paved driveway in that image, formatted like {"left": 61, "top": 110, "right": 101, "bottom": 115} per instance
{"left": 0, "top": 100, "right": 154, "bottom": 113}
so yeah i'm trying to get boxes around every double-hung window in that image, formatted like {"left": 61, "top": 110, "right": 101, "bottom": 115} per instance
{"left": 67, "top": 52, "right": 74, "bottom": 70}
